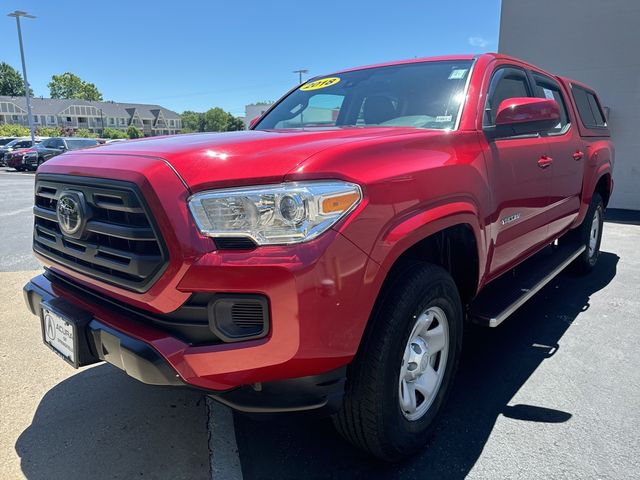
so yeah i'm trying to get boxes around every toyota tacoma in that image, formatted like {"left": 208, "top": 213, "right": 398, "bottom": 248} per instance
{"left": 24, "top": 53, "right": 613, "bottom": 461}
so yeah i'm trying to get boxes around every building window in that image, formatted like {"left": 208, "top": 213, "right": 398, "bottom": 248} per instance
{"left": 33, "top": 115, "right": 39, "bottom": 123}
{"left": 66, "top": 117, "right": 72, "bottom": 122}
{"left": 119, "top": 118, "right": 126, "bottom": 125}
{"left": 47, "top": 115, "right": 56, "bottom": 124}
{"left": 109, "top": 117, "right": 115, "bottom": 125}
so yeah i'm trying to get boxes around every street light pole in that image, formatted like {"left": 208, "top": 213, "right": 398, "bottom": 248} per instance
{"left": 293, "top": 69, "right": 308, "bottom": 85}
{"left": 8, "top": 10, "right": 36, "bottom": 143}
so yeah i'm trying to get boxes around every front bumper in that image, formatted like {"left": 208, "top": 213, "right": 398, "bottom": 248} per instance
{"left": 24, "top": 276, "right": 346, "bottom": 413}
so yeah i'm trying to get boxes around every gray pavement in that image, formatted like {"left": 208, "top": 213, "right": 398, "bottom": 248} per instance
{"left": 1, "top": 166, "right": 639, "bottom": 479}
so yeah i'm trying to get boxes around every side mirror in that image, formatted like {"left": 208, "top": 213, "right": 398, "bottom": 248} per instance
{"left": 249, "top": 115, "right": 261, "bottom": 129}
{"left": 489, "top": 97, "right": 560, "bottom": 137}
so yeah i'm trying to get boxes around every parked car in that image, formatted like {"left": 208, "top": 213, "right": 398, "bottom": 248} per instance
{"left": 1, "top": 137, "right": 38, "bottom": 167}
{"left": 22, "top": 137, "right": 100, "bottom": 170}
{"left": 24, "top": 53, "right": 613, "bottom": 461}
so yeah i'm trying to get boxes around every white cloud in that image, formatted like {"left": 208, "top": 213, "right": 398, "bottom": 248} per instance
{"left": 468, "top": 36, "right": 489, "bottom": 48}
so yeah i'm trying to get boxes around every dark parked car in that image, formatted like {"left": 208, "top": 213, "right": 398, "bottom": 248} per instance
{"left": 1, "top": 137, "right": 37, "bottom": 167}
{"left": 22, "top": 137, "right": 100, "bottom": 170}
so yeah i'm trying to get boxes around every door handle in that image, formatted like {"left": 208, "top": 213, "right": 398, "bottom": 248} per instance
{"left": 572, "top": 151, "right": 584, "bottom": 161}
{"left": 538, "top": 155, "right": 553, "bottom": 169}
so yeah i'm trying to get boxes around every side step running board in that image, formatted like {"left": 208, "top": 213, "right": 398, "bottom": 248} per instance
{"left": 470, "top": 244, "right": 586, "bottom": 327}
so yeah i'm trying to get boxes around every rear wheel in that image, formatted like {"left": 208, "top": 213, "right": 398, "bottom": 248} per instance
{"left": 334, "top": 263, "right": 463, "bottom": 461}
{"left": 565, "top": 193, "right": 604, "bottom": 274}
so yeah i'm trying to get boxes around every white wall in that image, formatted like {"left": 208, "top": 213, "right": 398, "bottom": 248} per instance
{"left": 499, "top": 0, "right": 640, "bottom": 210}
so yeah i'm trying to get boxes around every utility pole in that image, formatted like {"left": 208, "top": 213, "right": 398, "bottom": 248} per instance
{"left": 8, "top": 10, "right": 36, "bottom": 143}
{"left": 293, "top": 69, "right": 308, "bottom": 85}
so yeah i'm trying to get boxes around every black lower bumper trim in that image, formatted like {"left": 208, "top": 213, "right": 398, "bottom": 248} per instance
{"left": 210, "top": 368, "right": 346, "bottom": 414}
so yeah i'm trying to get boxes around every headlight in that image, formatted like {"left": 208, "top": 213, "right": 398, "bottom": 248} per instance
{"left": 188, "top": 180, "right": 362, "bottom": 245}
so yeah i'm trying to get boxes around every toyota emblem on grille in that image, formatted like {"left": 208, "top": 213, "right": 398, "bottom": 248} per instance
{"left": 57, "top": 194, "right": 83, "bottom": 236}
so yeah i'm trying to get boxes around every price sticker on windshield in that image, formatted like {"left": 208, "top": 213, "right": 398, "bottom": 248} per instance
{"left": 300, "top": 77, "right": 341, "bottom": 91}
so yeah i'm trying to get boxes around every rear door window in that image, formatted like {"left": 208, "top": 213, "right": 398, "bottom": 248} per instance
{"left": 572, "top": 86, "right": 606, "bottom": 128}
{"left": 531, "top": 73, "right": 570, "bottom": 134}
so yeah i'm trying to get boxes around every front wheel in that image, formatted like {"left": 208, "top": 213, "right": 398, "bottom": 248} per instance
{"left": 334, "top": 263, "right": 463, "bottom": 461}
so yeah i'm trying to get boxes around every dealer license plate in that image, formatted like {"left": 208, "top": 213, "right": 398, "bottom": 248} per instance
{"left": 42, "top": 305, "right": 76, "bottom": 365}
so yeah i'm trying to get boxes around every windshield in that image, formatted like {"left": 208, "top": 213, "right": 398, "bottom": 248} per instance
{"left": 66, "top": 139, "right": 98, "bottom": 150}
{"left": 257, "top": 60, "right": 473, "bottom": 131}
{"left": 5, "top": 139, "right": 29, "bottom": 148}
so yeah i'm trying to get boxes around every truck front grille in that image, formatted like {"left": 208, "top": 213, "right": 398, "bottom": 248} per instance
{"left": 33, "top": 174, "right": 168, "bottom": 292}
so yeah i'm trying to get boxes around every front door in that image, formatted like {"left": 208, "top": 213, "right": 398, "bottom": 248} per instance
{"left": 480, "top": 66, "right": 554, "bottom": 276}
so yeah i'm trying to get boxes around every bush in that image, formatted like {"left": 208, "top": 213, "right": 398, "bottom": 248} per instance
{"left": 0, "top": 123, "right": 30, "bottom": 137}
{"left": 102, "top": 127, "right": 128, "bottom": 139}
{"left": 126, "top": 125, "right": 143, "bottom": 139}
{"left": 74, "top": 128, "right": 98, "bottom": 138}
{"left": 36, "top": 126, "right": 61, "bottom": 137}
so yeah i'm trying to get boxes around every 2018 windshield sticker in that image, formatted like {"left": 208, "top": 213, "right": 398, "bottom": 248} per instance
{"left": 300, "top": 77, "right": 341, "bottom": 91}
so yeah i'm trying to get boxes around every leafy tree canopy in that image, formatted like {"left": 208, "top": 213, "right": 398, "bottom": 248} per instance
{"left": 48, "top": 72, "right": 103, "bottom": 101}
{"left": 0, "top": 62, "right": 32, "bottom": 96}
{"left": 181, "top": 108, "right": 245, "bottom": 133}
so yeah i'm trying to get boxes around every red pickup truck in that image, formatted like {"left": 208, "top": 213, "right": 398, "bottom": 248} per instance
{"left": 24, "top": 53, "right": 613, "bottom": 460}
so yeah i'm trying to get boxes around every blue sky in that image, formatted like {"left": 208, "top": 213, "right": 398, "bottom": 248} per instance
{"left": 1, "top": 0, "right": 501, "bottom": 116}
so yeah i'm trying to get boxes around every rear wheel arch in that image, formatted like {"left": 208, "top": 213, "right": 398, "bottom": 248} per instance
{"left": 594, "top": 173, "right": 612, "bottom": 207}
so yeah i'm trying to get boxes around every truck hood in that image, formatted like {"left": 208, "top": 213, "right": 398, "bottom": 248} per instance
{"left": 80, "top": 128, "right": 423, "bottom": 191}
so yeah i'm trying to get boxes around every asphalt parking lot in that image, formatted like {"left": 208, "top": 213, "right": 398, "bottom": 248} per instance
{"left": 1, "top": 166, "right": 639, "bottom": 479}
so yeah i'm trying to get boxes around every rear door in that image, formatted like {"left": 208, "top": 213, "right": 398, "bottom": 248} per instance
{"left": 480, "top": 65, "right": 553, "bottom": 276}
{"left": 530, "top": 71, "right": 584, "bottom": 236}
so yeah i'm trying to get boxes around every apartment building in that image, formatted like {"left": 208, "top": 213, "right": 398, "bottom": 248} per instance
{"left": 0, "top": 96, "right": 182, "bottom": 136}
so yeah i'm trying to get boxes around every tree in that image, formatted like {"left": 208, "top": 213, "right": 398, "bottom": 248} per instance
{"left": 126, "top": 125, "right": 143, "bottom": 139}
{"left": 0, "top": 62, "right": 32, "bottom": 96}
{"left": 36, "top": 126, "right": 61, "bottom": 137}
{"left": 180, "top": 111, "right": 205, "bottom": 132}
{"left": 48, "top": 72, "right": 103, "bottom": 101}
{"left": 203, "top": 108, "right": 230, "bottom": 132}
{"left": 203, "top": 108, "right": 245, "bottom": 132}
{"left": 74, "top": 128, "right": 97, "bottom": 138}
{"left": 181, "top": 108, "right": 244, "bottom": 133}
{"left": 227, "top": 115, "right": 245, "bottom": 131}
{"left": 103, "top": 127, "right": 128, "bottom": 139}
{"left": 0, "top": 123, "right": 30, "bottom": 137}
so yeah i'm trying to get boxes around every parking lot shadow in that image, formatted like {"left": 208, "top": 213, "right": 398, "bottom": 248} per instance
{"left": 233, "top": 252, "right": 619, "bottom": 480}
{"left": 15, "top": 364, "right": 209, "bottom": 480}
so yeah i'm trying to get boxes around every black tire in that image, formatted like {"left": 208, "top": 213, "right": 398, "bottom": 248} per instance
{"left": 14, "top": 166, "right": 24, "bottom": 172}
{"left": 564, "top": 193, "right": 604, "bottom": 274}
{"left": 334, "top": 262, "right": 463, "bottom": 461}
